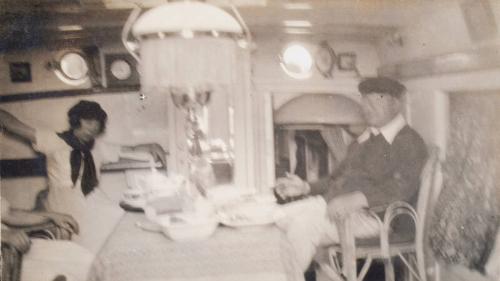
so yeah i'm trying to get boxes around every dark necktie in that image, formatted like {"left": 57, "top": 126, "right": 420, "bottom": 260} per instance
{"left": 58, "top": 131, "right": 98, "bottom": 196}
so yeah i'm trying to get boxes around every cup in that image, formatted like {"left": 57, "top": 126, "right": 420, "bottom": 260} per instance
{"left": 123, "top": 188, "right": 147, "bottom": 208}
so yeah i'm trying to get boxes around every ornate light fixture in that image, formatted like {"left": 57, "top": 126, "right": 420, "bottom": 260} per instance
{"left": 122, "top": 0, "right": 250, "bottom": 192}
{"left": 122, "top": 1, "right": 249, "bottom": 91}
{"left": 132, "top": 1, "right": 243, "bottom": 36}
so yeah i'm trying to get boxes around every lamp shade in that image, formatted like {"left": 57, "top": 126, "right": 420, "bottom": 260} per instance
{"left": 139, "top": 37, "right": 239, "bottom": 91}
{"left": 274, "top": 94, "right": 365, "bottom": 126}
{"left": 127, "top": 1, "right": 246, "bottom": 91}
{"left": 132, "top": 1, "right": 243, "bottom": 37}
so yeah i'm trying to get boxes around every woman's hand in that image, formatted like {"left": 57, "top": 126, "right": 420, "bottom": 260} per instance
{"left": 327, "top": 191, "right": 368, "bottom": 221}
{"left": 1, "top": 228, "right": 31, "bottom": 253}
{"left": 45, "top": 213, "right": 79, "bottom": 235}
{"left": 274, "top": 173, "right": 310, "bottom": 201}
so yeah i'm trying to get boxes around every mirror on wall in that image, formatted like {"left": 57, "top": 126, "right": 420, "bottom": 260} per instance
{"left": 166, "top": 86, "right": 236, "bottom": 189}
{"left": 200, "top": 88, "right": 235, "bottom": 186}
{"left": 272, "top": 93, "right": 365, "bottom": 182}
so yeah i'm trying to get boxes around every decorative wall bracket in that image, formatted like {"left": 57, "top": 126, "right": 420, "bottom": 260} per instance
{"left": 314, "top": 40, "right": 337, "bottom": 78}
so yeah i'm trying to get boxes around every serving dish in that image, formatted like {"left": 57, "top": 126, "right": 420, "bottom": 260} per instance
{"left": 217, "top": 202, "right": 281, "bottom": 228}
{"left": 162, "top": 215, "right": 219, "bottom": 242}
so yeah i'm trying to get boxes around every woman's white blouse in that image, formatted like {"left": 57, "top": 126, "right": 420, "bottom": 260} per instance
{"left": 33, "top": 130, "right": 121, "bottom": 191}
{"left": 32, "top": 129, "right": 124, "bottom": 254}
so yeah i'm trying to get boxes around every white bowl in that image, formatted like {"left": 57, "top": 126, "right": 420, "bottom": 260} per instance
{"left": 162, "top": 216, "right": 218, "bottom": 242}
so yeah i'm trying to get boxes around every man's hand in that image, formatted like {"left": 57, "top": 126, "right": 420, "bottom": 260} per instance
{"left": 327, "top": 191, "right": 368, "bottom": 220}
{"left": 45, "top": 213, "right": 79, "bottom": 235}
{"left": 133, "top": 143, "right": 167, "bottom": 168}
{"left": 274, "top": 173, "right": 310, "bottom": 201}
{"left": 1, "top": 228, "right": 31, "bottom": 253}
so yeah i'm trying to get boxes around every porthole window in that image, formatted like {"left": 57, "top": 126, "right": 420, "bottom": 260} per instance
{"left": 279, "top": 44, "right": 313, "bottom": 79}
{"left": 53, "top": 51, "right": 90, "bottom": 86}
{"left": 110, "top": 59, "right": 133, "bottom": 81}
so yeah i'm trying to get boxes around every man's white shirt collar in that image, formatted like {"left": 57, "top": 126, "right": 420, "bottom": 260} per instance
{"left": 356, "top": 129, "right": 372, "bottom": 144}
{"left": 357, "top": 114, "right": 407, "bottom": 144}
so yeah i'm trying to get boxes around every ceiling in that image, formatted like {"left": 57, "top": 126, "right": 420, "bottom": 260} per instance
{"left": 0, "top": 0, "right": 447, "bottom": 52}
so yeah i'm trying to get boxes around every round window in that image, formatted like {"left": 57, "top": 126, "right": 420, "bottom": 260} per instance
{"left": 54, "top": 51, "right": 90, "bottom": 86}
{"left": 279, "top": 44, "right": 313, "bottom": 79}
{"left": 110, "top": 59, "right": 132, "bottom": 81}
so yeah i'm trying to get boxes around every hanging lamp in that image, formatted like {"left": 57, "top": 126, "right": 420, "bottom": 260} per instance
{"left": 122, "top": 0, "right": 250, "bottom": 92}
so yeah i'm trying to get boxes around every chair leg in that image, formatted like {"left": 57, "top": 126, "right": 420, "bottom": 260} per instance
{"left": 408, "top": 254, "right": 416, "bottom": 281}
{"left": 404, "top": 253, "right": 419, "bottom": 281}
{"left": 424, "top": 261, "right": 440, "bottom": 281}
{"left": 338, "top": 218, "right": 357, "bottom": 281}
{"left": 416, "top": 243, "right": 427, "bottom": 281}
{"left": 328, "top": 250, "right": 343, "bottom": 274}
{"left": 358, "top": 257, "right": 373, "bottom": 281}
{"left": 384, "top": 258, "right": 395, "bottom": 281}
{"left": 318, "top": 263, "right": 346, "bottom": 281}
{"left": 1, "top": 244, "right": 23, "bottom": 281}
{"left": 398, "top": 252, "right": 422, "bottom": 281}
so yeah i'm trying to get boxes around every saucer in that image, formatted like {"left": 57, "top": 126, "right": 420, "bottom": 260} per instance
{"left": 119, "top": 200, "right": 144, "bottom": 212}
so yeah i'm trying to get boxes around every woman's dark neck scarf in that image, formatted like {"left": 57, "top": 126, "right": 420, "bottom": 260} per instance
{"left": 57, "top": 131, "right": 98, "bottom": 196}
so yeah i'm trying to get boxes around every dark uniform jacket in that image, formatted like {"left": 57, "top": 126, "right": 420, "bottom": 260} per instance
{"left": 309, "top": 125, "right": 428, "bottom": 210}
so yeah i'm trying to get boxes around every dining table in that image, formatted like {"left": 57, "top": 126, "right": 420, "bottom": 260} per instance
{"left": 86, "top": 212, "right": 304, "bottom": 281}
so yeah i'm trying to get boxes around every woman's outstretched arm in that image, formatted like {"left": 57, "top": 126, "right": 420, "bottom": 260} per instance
{"left": 0, "top": 108, "right": 36, "bottom": 143}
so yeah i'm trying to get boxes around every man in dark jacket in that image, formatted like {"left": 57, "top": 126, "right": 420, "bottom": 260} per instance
{"left": 275, "top": 77, "right": 428, "bottom": 272}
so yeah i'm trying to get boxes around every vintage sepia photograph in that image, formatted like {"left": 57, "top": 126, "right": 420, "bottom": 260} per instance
{"left": 1, "top": 1, "right": 499, "bottom": 281}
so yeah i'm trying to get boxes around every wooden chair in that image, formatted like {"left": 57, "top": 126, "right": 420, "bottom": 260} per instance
{"left": 323, "top": 146, "right": 443, "bottom": 281}
{"left": 1, "top": 219, "right": 72, "bottom": 281}
{"left": 1, "top": 183, "right": 71, "bottom": 281}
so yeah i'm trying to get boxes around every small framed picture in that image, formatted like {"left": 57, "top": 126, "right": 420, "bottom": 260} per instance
{"left": 9, "top": 62, "right": 32, "bottom": 83}
{"left": 337, "top": 53, "right": 357, "bottom": 71}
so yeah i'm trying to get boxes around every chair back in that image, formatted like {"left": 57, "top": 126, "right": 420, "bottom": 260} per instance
{"left": 415, "top": 146, "right": 443, "bottom": 281}
{"left": 416, "top": 146, "right": 442, "bottom": 238}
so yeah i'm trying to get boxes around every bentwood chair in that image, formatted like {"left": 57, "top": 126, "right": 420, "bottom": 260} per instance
{"left": 0, "top": 187, "right": 71, "bottom": 281}
{"left": 1, "top": 217, "right": 71, "bottom": 281}
{"left": 323, "top": 146, "right": 443, "bottom": 281}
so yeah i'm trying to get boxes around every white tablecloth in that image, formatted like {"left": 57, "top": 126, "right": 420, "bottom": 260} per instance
{"left": 87, "top": 213, "right": 304, "bottom": 281}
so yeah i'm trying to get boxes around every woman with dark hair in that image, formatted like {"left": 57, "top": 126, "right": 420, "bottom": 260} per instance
{"left": 0, "top": 100, "right": 166, "bottom": 253}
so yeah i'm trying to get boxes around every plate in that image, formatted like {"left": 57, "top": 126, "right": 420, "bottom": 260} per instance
{"left": 119, "top": 200, "right": 144, "bottom": 212}
{"left": 218, "top": 214, "right": 276, "bottom": 228}
{"left": 217, "top": 204, "right": 282, "bottom": 228}
{"left": 135, "top": 220, "right": 162, "bottom": 232}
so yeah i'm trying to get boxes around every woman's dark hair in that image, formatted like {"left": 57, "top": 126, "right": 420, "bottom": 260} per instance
{"left": 68, "top": 100, "right": 107, "bottom": 134}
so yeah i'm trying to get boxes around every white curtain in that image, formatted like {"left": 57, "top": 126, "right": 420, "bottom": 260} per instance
{"left": 320, "top": 127, "right": 348, "bottom": 173}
